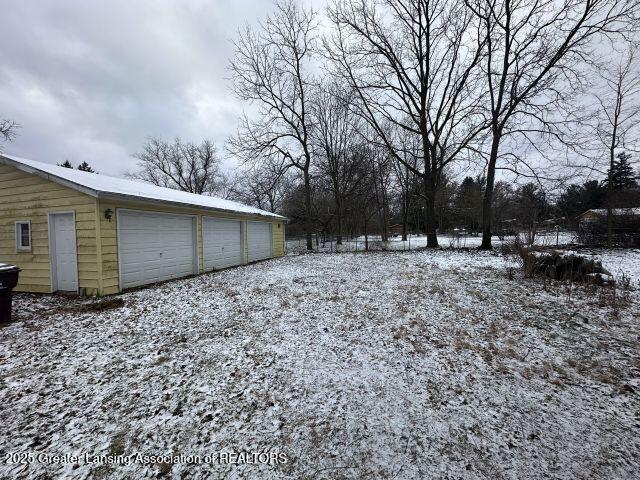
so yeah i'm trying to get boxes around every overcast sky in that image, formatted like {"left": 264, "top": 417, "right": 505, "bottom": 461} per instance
{"left": 1, "top": 1, "right": 632, "bottom": 188}
{"left": 1, "top": 0, "right": 322, "bottom": 176}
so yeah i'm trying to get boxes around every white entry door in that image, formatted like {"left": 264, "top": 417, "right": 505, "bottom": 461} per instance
{"left": 50, "top": 212, "right": 78, "bottom": 292}
{"left": 118, "top": 210, "right": 197, "bottom": 289}
{"left": 203, "top": 218, "right": 243, "bottom": 270}
{"left": 247, "top": 222, "right": 272, "bottom": 262}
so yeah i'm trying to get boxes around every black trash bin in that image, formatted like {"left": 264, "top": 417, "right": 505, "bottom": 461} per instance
{"left": 0, "top": 264, "right": 21, "bottom": 324}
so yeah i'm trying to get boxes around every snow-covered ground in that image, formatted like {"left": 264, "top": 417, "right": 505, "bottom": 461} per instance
{"left": 286, "top": 231, "right": 579, "bottom": 253}
{"left": 579, "top": 248, "right": 640, "bottom": 283}
{"left": 1, "top": 249, "right": 638, "bottom": 479}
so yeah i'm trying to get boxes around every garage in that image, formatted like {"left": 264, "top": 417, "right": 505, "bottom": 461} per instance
{"left": 247, "top": 221, "right": 273, "bottom": 262}
{"left": 0, "top": 154, "right": 287, "bottom": 295}
{"left": 117, "top": 210, "right": 197, "bottom": 289}
{"left": 202, "top": 217, "right": 243, "bottom": 270}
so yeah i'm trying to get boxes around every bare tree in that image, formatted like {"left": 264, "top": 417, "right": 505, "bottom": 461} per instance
{"left": 314, "top": 82, "right": 365, "bottom": 244}
{"left": 368, "top": 144, "right": 394, "bottom": 242}
{"left": 393, "top": 161, "right": 413, "bottom": 241}
{"left": 466, "top": 0, "right": 640, "bottom": 249}
{"left": 229, "top": 158, "right": 291, "bottom": 213}
{"left": 229, "top": 0, "right": 318, "bottom": 250}
{"left": 130, "top": 137, "right": 225, "bottom": 195}
{"left": 351, "top": 156, "right": 381, "bottom": 250}
{"left": 0, "top": 119, "right": 19, "bottom": 145}
{"left": 593, "top": 46, "right": 640, "bottom": 245}
{"left": 393, "top": 135, "right": 422, "bottom": 240}
{"left": 326, "top": 0, "right": 487, "bottom": 247}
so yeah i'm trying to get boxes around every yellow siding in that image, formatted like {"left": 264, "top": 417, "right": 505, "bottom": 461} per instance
{"left": 0, "top": 164, "right": 99, "bottom": 295}
{"left": 272, "top": 221, "right": 285, "bottom": 256}
{"left": 96, "top": 199, "right": 119, "bottom": 296}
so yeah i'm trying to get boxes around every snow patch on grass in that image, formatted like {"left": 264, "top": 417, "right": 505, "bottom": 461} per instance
{"left": 1, "top": 250, "right": 638, "bottom": 479}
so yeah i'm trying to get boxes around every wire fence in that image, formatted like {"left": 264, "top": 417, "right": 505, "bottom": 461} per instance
{"left": 285, "top": 230, "right": 579, "bottom": 254}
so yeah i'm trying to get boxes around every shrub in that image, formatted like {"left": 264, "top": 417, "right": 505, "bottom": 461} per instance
{"left": 517, "top": 248, "right": 612, "bottom": 283}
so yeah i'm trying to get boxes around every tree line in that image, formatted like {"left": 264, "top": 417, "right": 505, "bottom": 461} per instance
{"left": 223, "top": 0, "right": 640, "bottom": 250}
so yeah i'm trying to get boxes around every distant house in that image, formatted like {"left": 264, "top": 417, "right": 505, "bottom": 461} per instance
{"left": 389, "top": 224, "right": 404, "bottom": 237}
{"left": 578, "top": 208, "right": 640, "bottom": 247}
{"left": 579, "top": 208, "right": 640, "bottom": 225}
{"left": 0, "top": 154, "right": 286, "bottom": 296}
{"left": 540, "top": 217, "right": 565, "bottom": 227}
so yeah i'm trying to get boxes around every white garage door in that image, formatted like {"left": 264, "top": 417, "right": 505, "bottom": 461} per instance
{"left": 203, "top": 218, "right": 243, "bottom": 270}
{"left": 118, "top": 210, "right": 196, "bottom": 289}
{"left": 247, "top": 222, "right": 272, "bottom": 262}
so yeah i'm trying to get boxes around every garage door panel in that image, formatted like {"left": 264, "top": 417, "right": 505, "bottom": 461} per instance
{"left": 248, "top": 222, "right": 272, "bottom": 262}
{"left": 118, "top": 210, "right": 196, "bottom": 289}
{"left": 203, "top": 218, "right": 243, "bottom": 270}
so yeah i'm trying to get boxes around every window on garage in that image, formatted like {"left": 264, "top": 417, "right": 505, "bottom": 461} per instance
{"left": 15, "top": 220, "right": 31, "bottom": 251}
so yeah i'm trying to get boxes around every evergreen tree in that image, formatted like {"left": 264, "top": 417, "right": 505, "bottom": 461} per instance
{"left": 515, "top": 183, "right": 549, "bottom": 229}
{"left": 58, "top": 160, "right": 73, "bottom": 168}
{"left": 607, "top": 152, "right": 637, "bottom": 189}
{"left": 454, "top": 176, "right": 484, "bottom": 232}
{"left": 77, "top": 161, "right": 96, "bottom": 173}
{"left": 557, "top": 180, "right": 607, "bottom": 225}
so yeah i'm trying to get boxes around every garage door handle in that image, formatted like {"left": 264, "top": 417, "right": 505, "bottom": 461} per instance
{"left": 159, "top": 252, "right": 163, "bottom": 257}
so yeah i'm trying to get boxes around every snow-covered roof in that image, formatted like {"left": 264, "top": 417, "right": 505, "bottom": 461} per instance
{"left": 0, "top": 154, "right": 285, "bottom": 220}
{"left": 581, "top": 208, "right": 640, "bottom": 217}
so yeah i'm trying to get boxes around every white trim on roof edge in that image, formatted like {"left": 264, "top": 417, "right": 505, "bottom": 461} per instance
{"left": 0, "top": 154, "right": 287, "bottom": 221}
{"left": 95, "top": 192, "right": 285, "bottom": 220}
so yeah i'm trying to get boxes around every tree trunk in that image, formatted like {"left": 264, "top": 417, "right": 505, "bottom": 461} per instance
{"left": 303, "top": 169, "right": 313, "bottom": 251}
{"left": 480, "top": 132, "right": 501, "bottom": 250}
{"left": 364, "top": 215, "right": 369, "bottom": 251}
{"left": 425, "top": 198, "right": 438, "bottom": 247}
{"left": 380, "top": 208, "right": 389, "bottom": 242}
{"left": 336, "top": 196, "right": 343, "bottom": 245}
{"left": 607, "top": 141, "right": 615, "bottom": 247}
{"left": 381, "top": 185, "right": 389, "bottom": 242}
{"left": 371, "top": 163, "right": 388, "bottom": 243}
{"left": 423, "top": 176, "right": 439, "bottom": 248}
{"left": 401, "top": 193, "right": 408, "bottom": 241}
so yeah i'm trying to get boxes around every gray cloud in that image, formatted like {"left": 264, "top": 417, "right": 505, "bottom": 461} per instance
{"left": 0, "top": 0, "right": 282, "bottom": 175}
